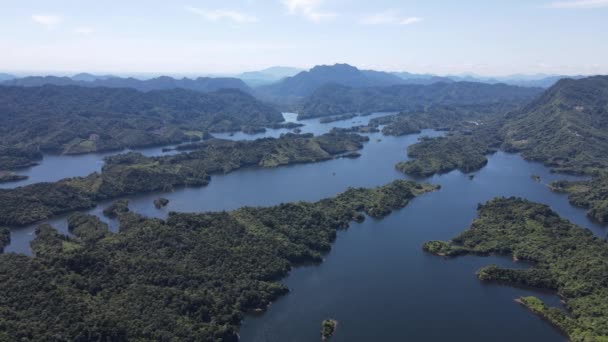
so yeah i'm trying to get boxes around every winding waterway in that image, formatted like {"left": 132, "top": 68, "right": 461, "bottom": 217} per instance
{"left": 3, "top": 113, "right": 606, "bottom": 341}
{"left": 0, "top": 112, "right": 392, "bottom": 189}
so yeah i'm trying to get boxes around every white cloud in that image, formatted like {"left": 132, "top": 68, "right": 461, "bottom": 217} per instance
{"left": 185, "top": 6, "right": 258, "bottom": 23}
{"left": 74, "top": 27, "right": 95, "bottom": 35}
{"left": 31, "top": 14, "right": 62, "bottom": 28}
{"left": 361, "top": 11, "right": 422, "bottom": 25}
{"left": 400, "top": 17, "right": 423, "bottom": 25}
{"left": 282, "top": 0, "right": 336, "bottom": 22}
{"left": 544, "top": 0, "right": 608, "bottom": 8}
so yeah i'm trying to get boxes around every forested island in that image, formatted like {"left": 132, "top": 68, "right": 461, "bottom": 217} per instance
{"left": 0, "top": 132, "right": 368, "bottom": 226}
{"left": 422, "top": 197, "right": 608, "bottom": 341}
{"left": 0, "top": 180, "right": 436, "bottom": 341}
{"left": 154, "top": 197, "right": 170, "bottom": 209}
{"left": 0, "top": 171, "right": 28, "bottom": 184}
{"left": 396, "top": 136, "right": 491, "bottom": 177}
{"left": 0, "top": 85, "right": 283, "bottom": 171}
{"left": 321, "top": 319, "right": 338, "bottom": 339}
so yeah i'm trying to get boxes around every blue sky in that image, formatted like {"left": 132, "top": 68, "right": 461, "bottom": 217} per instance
{"left": 1, "top": 0, "right": 607, "bottom": 76}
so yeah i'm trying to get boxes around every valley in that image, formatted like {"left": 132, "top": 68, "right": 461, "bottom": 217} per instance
{"left": 0, "top": 65, "right": 607, "bottom": 342}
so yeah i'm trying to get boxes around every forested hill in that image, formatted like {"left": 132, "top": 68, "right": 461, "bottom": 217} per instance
{"left": 256, "top": 63, "right": 407, "bottom": 99}
{"left": 0, "top": 180, "right": 435, "bottom": 341}
{"left": 501, "top": 75, "right": 608, "bottom": 173}
{"left": 298, "top": 81, "right": 543, "bottom": 119}
{"left": 1, "top": 75, "right": 251, "bottom": 93}
{"left": 0, "top": 85, "right": 283, "bottom": 169}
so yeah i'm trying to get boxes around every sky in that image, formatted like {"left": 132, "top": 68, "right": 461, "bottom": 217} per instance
{"left": 1, "top": 0, "right": 607, "bottom": 76}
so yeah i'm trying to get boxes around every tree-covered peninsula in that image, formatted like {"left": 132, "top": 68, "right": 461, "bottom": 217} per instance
{"left": 0, "top": 85, "right": 284, "bottom": 171}
{"left": 0, "top": 171, "right": 28, "bottom": 184}
{"left": 0, "top": 132, "right": 368, "bottom": 226}
{"left": 394, "top": 114, "right": 503, "bottom": 177}
{"left": 0, "top": 226, "right": 9, "bottom": 252}
{"left": 0, "top": 180, "right": 437, "bottom": 341}
{"left": 550, "top": 172, "right": 608, "bottom": 224}
{"left": 423, "top": 197, "right": 608, "bottom": 342}
{"left": 395, "top": 136, "right": 491, "bottom": 177}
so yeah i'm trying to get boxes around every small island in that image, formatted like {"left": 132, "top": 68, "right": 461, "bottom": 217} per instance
{"left": 154, "top": 197, "right": 170, "bottom": 209}
{"left": 0, "top": 171, "right": 28, "bottom": 184}
{"left": 531, "top": 174, "right": 541, "bottom": 182}
{"left": 321, "top": 319, "right": 337, "bottom": 340}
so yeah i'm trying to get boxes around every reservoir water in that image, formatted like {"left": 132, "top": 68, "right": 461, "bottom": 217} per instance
{"left": 0, "top": 112, "right": 393, "bottom": 189}
{"left": 3, "top": 113, "right": 605, "bottom": 341}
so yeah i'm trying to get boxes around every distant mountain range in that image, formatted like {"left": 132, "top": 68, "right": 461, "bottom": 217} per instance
{"left": 1, "top": 75, "right": 251, "bottom": 93}
{"left": 237, "top": 67, "right": 304, "bottom": 87}
{"left": 299, "top": 81, "right": 543, "bottom": 119}
{"left": 71, "top": 73, "right": 116, "bottom": 82}
{"left": 391, "top": 72, "right": 454, "bottom": 85}
{"left": 0, "top": 65, "right": 589, "bottom": 106}
{"left": 0, "top": 73, "right": 15, "bottom": 82}
{"left": 255, "top": 64, "right": 409, "bottom": 100}
{"left": 251, "top": 64, "right": 586, "bottom": 105}
{"left": 448, "top": 74, "right": 586, "bottom": 88}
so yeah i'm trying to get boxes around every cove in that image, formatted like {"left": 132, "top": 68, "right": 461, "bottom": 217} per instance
{"left": 2, "top": 115, "right": 606, "bottom": 341}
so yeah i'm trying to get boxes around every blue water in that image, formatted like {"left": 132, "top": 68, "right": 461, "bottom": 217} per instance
{"left": 1, "top": 112, "right": 394, "bottom": 189}
{"left": 0, "top": 144, "right": 184, "bottom": 189}
{"left": 2, "top": 112, "right": 604, "bottom": 341}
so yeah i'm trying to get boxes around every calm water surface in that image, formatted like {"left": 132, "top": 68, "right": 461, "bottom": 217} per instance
{"left": 0, "top": 144, "right": 183, "bottom": 189}
{"left": 3, "top": 112, "right": 605, "bottom": 341}
{"left": 0, "top": 112, "right": 393, "bottom": 189}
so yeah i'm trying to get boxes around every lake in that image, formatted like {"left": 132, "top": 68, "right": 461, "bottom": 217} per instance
{"left": 0, "top": 112, "right": 394, "bottom": 189}
{"left": 3, "top": 113, "right": 605, "bottom": 341}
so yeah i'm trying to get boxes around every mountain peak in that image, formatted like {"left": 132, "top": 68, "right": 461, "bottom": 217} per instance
{"left": 257, "top": 63, "right": 404, "bottom": 98}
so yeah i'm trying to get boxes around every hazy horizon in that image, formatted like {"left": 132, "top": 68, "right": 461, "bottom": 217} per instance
{"left": 1, "top": 64, "right": 603, "bottom": 80}
{"left": 2, "top": 0, "right": 608, "bottom": 76}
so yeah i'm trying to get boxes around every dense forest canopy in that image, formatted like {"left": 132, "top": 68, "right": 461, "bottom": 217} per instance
{"left": 0, "top": 85, "right": 284, "bottom": 171}
{"left": 0, "top": 180, "right": 436, "bottom": 341}
{"left": 0, "top": 132, "right": 368, "bottom": 226}
{"left": 369, "top": 103, "right": 518, "bottom": 136}
{"left": 298, "top": 81, "right": 543, "bottom": 119}
{"left": 423, "top": 197, "right": 608, "bottom": 342}
{"left": 392, "top": 76, "right": 608, "bottom": 222}
{"left": 501, "top": 76, "right": 608, "bottom": 174}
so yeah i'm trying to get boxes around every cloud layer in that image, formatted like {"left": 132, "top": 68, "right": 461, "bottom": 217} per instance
{"left": 185, "top": 6, "right": 258, "bottom": 23}
{"left": 282, "top": 0, "right": 336, "bottom": 22}
{"left": 361, "top": 11, "right": 422, "bottom": 25}
{"left": 31, "top": 14, "right": 62, "bottom": 28}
